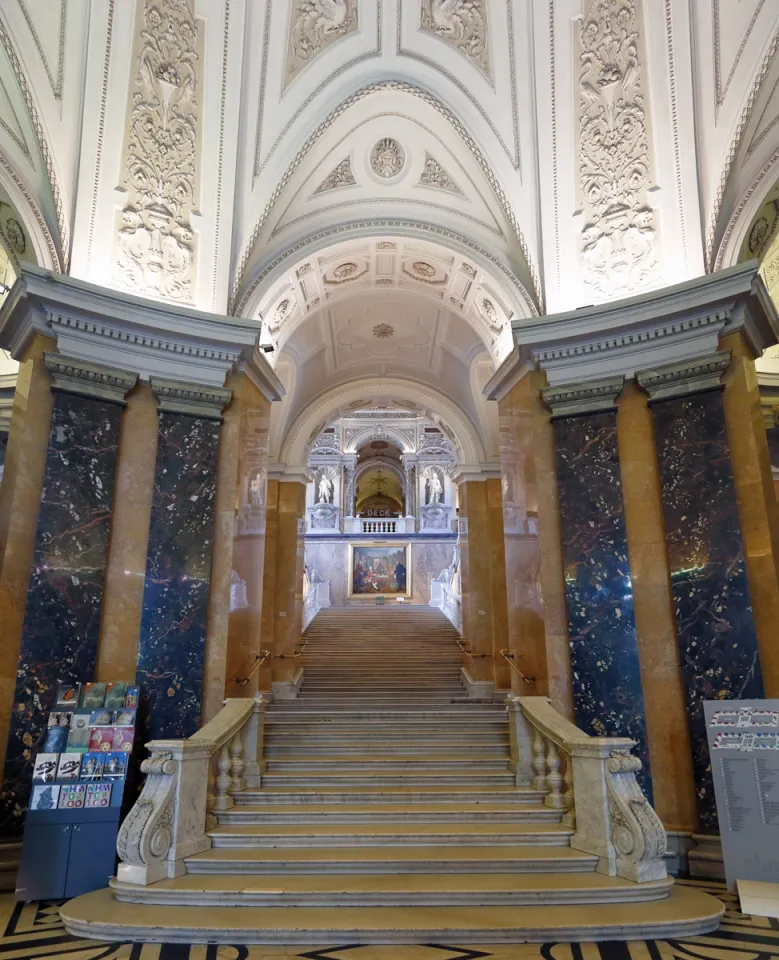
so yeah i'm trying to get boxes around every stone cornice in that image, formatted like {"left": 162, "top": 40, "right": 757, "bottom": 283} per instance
{"left": 150, "top": 378, "right": 232, "bottom": 421}
{"left": 488, "top": 262, "right": 779, "bottom": 391}
{"left": 451, "top": 463, "right": 503, "bottom": 483}
{"left": 0, "top": 266, "right": 280, "bottom": 392}
{"left": 636, "top": 352, "right": 731, "bottom": 403}
{"left": 43, "top": 353, "right": 138, "bottom": 406}
{"left": 542, "top": 376, "right": 626, "bottom": 419}
{"left": 267, "top": 465, "right": 311, "bottom": 485}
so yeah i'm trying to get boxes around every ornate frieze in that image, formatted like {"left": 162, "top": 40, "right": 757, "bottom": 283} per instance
{"left": 577, "top": 0, "right": 657, "bottom": 299}
{"left": 370, "top": 139, "right": 406, "bottom": 179}
{"left": 420, "top": 0, "right": 491, "bottom": 81}
{"left": 115, "top": 0, "right": 202, "bottom": 303}
{"left": 285, "top": 0, "right": 358, "bottom": 88}
{"left": 313, "top": 157, "right": 357, "bottom": 195}
{"left": 418, "top": 153, "right": 465, "bottom": 196}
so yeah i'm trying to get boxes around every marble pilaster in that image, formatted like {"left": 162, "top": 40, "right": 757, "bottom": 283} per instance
{"left": 616, "top": 381, "right": 697, "bottom": 833}
{"left": 643, "top": 356, "right": 765, "bottom": 831}
{"left": 0, "top": 354, "right": 135, "bottom": 837}
{"left": 547, "top": 379, "right": 652, "bottom": 800}
{"left": 272, "top": 481, "right": 307, "bottom": 686}
{"left": 135, "top": 380, "right": 230, "bottom": 745}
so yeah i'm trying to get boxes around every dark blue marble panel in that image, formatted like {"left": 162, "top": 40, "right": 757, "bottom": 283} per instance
{"left": 0, "top": 392, "right": 122, "bottom": 838}
{"left": 554, "top": 412, "right": 652, "bottom": 799}
{"left": 653, "top": 389, "right": 764, "bottom": 831}
{"left": 136, "top": 412, "right": 220, "bottom": 746}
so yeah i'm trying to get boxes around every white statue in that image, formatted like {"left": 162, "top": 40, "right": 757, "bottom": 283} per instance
{"left": 426, "top": 470, "right": 443, "bottom": 504}
{"left": 318, "top": 473, "right": 333, "bottom": 504}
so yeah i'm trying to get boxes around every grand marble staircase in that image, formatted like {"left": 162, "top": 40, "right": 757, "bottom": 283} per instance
{"left": 62, "top": 606, "right": 724, "bottom": 945}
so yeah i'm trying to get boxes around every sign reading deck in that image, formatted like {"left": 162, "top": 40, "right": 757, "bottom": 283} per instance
{"left": 704, "top": 700, "right": 779, "bottom": 890}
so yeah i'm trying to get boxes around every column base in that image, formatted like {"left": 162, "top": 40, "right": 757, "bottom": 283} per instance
{"left": 688, "top": 833, "right": 725, "bottom": 879}
{"left": 461, "top": 666, "right": 495, "bottom": 699}
{"left": 272, "top": 667, "right": 304, "bottom": 700}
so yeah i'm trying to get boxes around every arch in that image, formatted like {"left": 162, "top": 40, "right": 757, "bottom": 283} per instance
{"left": 230, "top": 79, "right": 542, "bottom": 313}
{"left": 0, "top": 150, "right": 61, "bottom": 271}
{"left": 281, "top": 377, "right": 486, "bottom": 469}
{"left": 345, "top": 426, "right": 415, "bottom": 456}
{"left": 714, "top": 149, "right": 779, "bottom": 270}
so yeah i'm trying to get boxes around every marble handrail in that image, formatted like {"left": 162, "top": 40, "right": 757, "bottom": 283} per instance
{"left": 506, "top": 695, "right": 667, "bottom": 883}
{"left": 115, "top": 694, "right": 266, "bottom": 886}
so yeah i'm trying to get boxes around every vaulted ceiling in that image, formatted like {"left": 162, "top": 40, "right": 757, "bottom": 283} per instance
{"left": 0, "top": 0, "right": 778, "bottom": 465}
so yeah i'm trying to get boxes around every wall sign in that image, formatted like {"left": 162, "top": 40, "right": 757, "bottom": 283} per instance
{"left": 704, "top": 700, "right": 779, "bottom": 890}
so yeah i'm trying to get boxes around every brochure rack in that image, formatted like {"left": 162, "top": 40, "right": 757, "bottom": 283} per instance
{"left": 16, "top": 681, "right": 139, "bottom": 901}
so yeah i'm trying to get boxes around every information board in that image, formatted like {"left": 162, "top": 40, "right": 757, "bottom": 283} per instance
{"left": 704, "top": 700, "right": 779, "bottom": 890}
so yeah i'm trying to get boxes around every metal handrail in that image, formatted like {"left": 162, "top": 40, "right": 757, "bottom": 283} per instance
{"left": 455, "top": 637, "right": 488, "bottom": 658}
{"left": 500, "top": 648, "right": 536, "bottom": 685}
{"left": 275, "top": 636, "right": 310, "bottom": 660}
{"left": 234, "top": 650, "right": 271, "bottom": 688}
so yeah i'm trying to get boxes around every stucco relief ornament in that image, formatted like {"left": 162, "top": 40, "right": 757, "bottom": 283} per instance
{"left": 577, "top": 0, "right": 658, "bottom": 299}
{"left": 314, "top": 157, "right": 357, "bottom": 195}
{"left": 116, "top": 0, "right": 200, "bottom": 302}
{"left": 421, "top": 0, "right": 491, "bottom": 81}
{"left": 479, "top": 297, "right": 504, "bottom": 334}
{"left": 418, "top": 153, "right": 465, "bottom": 196}
{"left": 370, "top": 139, "right": 406, "bottom": 179}
{"left": 373, "top": 323, "right": 394, "bottom": 339}
{"left": 286, "top": 0, "right": 358, "bottom": 87}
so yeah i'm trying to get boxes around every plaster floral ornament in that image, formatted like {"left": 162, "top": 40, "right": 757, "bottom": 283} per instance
{"left": 268, "top": 297, "right": 294, "bottom": 332}
{"left": 418, "top": 153, "right": 465, "bottom": 195}
{"left": 115, "top": 0, "right": 201, "bottom": 302}
{"left": 370, "top": 139, "right": 406, "bottom": 179}
{"left": 479, "top": 297, "right": 504, "bottom": 335}
{"left": 313, "top": 157, "right": 357, "bottom": 195}
{"left": 285, "top": 0, "right": 358, "bottom": 87}
{"left": 577, "top": 0, "right": 658, "bottom": 298}
{"left": 412, "top": 261, "right": 436, "bottom": 278}
{"left": 421, "top": 0, "right": 491, "bottom": 81}
{"left": 373, "top": 323, "right": 395, "bottom": 339}
{"left": 333, "top": 262, "right": 359, "bottom": 279}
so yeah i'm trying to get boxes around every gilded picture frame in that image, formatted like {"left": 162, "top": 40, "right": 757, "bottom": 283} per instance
{"left": 348, "top": 541, "right": 411, "bottom": 599}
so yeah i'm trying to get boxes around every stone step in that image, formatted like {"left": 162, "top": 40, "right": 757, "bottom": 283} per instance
{"left": 216, "top": 803, "right": 562, "bottom": 824}
{"left": 263, "top": 757, "right": 511, "bottom": 772}
{"left": 259, "top": 773, "right": 517, "bottom": 787}
{"left": 235, "top": 787, "right": 545, "bottom": 805}
{"left": 109, "top": 872, "right": 674, "bottom": 908}
{"left": 184, "top": 844, "right": 599, "bottom": 875}
{"left": 206, "top": 822, "right": 573, "bottom": 847}
{"left": 264, "top": 743, "right": 510, "bottom": 755}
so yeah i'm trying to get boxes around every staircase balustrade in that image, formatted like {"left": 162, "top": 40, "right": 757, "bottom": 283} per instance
{"left": 116, "top": 694, "right": 266, "bottom": 885}
{"left": 506, "top": 695, "right": 667, "bottom": 883}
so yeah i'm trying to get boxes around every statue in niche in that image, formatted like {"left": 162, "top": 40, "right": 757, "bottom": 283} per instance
{"left": 249, "top": 470, "right": 266, "bottom": 506}
{"left": 317, "top": 472, "right": 333, "bottom": 504}
{"left": 425, "top": 469, "right": 443, "bottom": 504}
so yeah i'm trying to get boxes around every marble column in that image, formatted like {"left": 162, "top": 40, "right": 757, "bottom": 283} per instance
{"left": 222, "top": 375, "right": 270, "bottom": 702}
{"left": 0, "top": 334, "right": 55, "bottom": 783}
{"left": 95, "top": 381, "right": 158, "bottom": 683}
{"left": 135, "top": 379, "right": 231, "bottom": 745}
{"left": 271, "top": 481, "right": 307, "bottom": 688}
{"left": 721, "top": 332, "right": 779, "bottom": 697}
{"left": 260, "top": 478, "right": 280, "bottom": 690}
{"left": 545, "top": 377, "right": 652, "bottom": 799}
{"left": 639, "top": 354, "right": 765, "bottom": 831}
{"left": 457, "top": 477, "right": 509, "bottom": 689}
{"left": 616, "top": 381, "right": 697, "bottom": 834}
{"left": 496, "top": 369, "right": 573, "bottom": 711}
{"left": 0, "top": 354, "right": 136, "bottom": 837}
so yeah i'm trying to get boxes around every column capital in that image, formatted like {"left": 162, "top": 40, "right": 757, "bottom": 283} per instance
{"left": 149, "top": 377, "right": 232, "bottom": 420}
{"left": 267, "top": 465, "right": 310, "bottom": 485}
{"left": 451, "top": 464, "right": 503, "bottom": 484}
{"left": 44, "top": 353, "right": 138, "bottom": 405}
{"left": 542, "top": 375, "right": 625, "bottom": 419}
{"left": 636, "top": 352, "right": 731, "bottom": 403}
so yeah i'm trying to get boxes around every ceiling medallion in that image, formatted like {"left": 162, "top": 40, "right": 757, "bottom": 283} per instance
{"left": 370, "top": 139, "right": 406, "bottom": 179}
{"left": 373, "top": 323, "right": 395, "bottom": 339}
{"left": 412, "top": 261, "right": 435, "bottom": 278}
{"left": 333, "top": 262, "right": 359, "bottom": 279}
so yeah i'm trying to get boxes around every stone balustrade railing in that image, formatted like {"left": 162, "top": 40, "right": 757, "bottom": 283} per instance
{"left": 362, "top": 519, "right": 396, "bottom": 534}
{"left": 116, "top": 695, "right": 265, "bottom": 885}
{"left": 506, "top": 695, "right": 667, "bottom": 882}
{"left": 303, "top": 578, "right": 331, "bottom": 630}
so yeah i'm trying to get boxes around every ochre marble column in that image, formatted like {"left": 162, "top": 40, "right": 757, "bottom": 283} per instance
{"left": 271, "top": 481, "right": 306, "bottom": 687}
{"left": 96, "top": 382, "right": 158, "bottom": 683}
{"left": 0, "top": 335, "right": 55, "bottom": 781}
{"left": 218, "top": 374, "right": 270, "bottom": 704}
{"left": 497, "top": 370, "right": 573, "bottom": 713}
{"left": 458, "top": 478, "right": 509, "bottom": 687}
{"left": 720, "top": 331, "right": 779, "bottom": 696}
{"left": 260, "top": 479, "right": 280, "bottom": 693}
{"left": 616, "top": 382, "right": 697, "bottom": 833}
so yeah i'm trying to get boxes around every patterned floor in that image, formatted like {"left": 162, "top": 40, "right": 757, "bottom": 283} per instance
{"left": 0, "top": 881, "right": 777, "bottom": 960}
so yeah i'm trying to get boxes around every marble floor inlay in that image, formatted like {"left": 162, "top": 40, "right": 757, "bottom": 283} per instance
{"left": 0, "top": 881, "right": 777, "bottom": 960}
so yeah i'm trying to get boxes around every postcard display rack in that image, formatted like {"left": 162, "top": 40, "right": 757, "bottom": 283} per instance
{"left": 16, "top": 681, "right": 139, "bottom": 901}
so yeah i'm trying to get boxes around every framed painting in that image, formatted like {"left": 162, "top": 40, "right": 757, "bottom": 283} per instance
{"left": 348, "top": 542, "right": 411, "bottom": 598}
